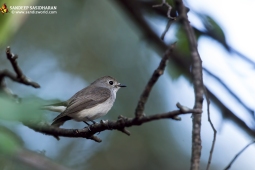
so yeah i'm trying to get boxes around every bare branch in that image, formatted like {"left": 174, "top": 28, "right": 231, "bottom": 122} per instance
{"left": 135, "top": 43, "right": 176, "bottom": 118}
{"left": 0, "top": 46, "right": 40, "bottom": 101}
{"left": 25, "top": 105, "right": 201, "bottom": 142}
{"left": 174, "top": 0, "right": 204, "bottom": 169}
{"left": 0, "top": 46, "right": 40, "bottom": 89}
{"left": 204, "top": 87, "right": 217, "bottom": 170}
{"left": 224, "top": 141, "right": 255, "bottom": 170}
{"left": 152, "top": 0, "right": 176, "bottom": 40}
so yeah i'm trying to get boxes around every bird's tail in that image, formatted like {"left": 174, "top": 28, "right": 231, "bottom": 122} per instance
{"left": 41, "top": 101, "right": 67, "bottom": 113}
{"left": 51, "top": 116, "right": 71, "bottom": 140}
{"left": 51, "top": 116, "right": 71, "bottom": 127}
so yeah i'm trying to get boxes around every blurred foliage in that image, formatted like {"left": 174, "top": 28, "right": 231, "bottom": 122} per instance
{"left": 0, "top": 0, "right": 37, "bottom": 46}
{"left": 0, "top": 126, "right": 22, "bottom": 155}
{"left": 0, "top": 96, "right": 45, "bottom": 122}
{"left": 175, "top": 26, "right": 190, "bottom": 55}
{"left": 195, "top": 13, "right": 229, "bottom": 51}
{"left": 0, "top": 126, "right": 23, "bottom": 170}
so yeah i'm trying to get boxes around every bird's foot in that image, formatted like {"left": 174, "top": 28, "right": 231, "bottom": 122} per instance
{"left": 83, "top": 121, "right": 92, "bottom": 131}
{"left": 86, "top": 117, "right": 97, "bottom": 125}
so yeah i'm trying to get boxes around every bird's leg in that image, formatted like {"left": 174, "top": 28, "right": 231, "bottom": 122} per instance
{"left": 87, "top": 117, "right": 97, "bottom": 125}
{"left": 86, "top": 119, "right": 100, "bottom": 135}
{"left": 83, "top": 121, "right": 91, "bottom": 126}
{"left": 83, "top": 121, "right": 91, "bottom": 131}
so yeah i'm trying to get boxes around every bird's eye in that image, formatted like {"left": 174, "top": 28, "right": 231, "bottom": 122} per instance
{"left": 109, "top": 81, "right": 113, "bottom": 85}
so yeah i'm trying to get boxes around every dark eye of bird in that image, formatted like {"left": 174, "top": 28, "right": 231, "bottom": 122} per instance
{"left": 109, "top": 81, "right": 113, "bottom": 85}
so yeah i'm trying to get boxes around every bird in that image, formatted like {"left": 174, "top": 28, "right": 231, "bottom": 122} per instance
{"left": 44, "top": 76, "right": 126, "bottom": 129}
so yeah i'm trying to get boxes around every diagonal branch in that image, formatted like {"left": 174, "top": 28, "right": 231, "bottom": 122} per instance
{"left": 203, "top": 68, "right": 254, "bottom": 115}
{"left": 224, "top": 141, "right": 255, "bottom": 170}
{"left": 0, "top": 46, "right": 40, "bottom": 89}
{"left": 135, "top": 43, "right": 176, "bottom": 118}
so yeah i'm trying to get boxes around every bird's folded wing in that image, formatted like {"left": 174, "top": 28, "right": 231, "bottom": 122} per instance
{"left": 53, "top": 87, "right": 111, "bottom": 121}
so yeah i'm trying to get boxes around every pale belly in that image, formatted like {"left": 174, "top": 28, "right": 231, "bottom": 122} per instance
{"left": 70, "top": 99, "right": 114, "bottom": 121}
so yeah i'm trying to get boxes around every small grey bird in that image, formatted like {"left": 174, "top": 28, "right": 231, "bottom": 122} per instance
{"left": 44, "top": 76, "right": 126, "bottom": 128}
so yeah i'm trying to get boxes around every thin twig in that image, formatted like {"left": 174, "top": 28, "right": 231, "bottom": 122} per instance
{"left": 160, "top": 19, "right": 174, "bottom": 40}
{"left": 135, "top": 43, "right": 176, "bottom": 118}
{"left": 204, "top": 87, "right": 217, "bottom": 170}
{"left": 25, "top": 105, "right": 201, "bottom": 142}
{"left": 204, "top": 68, "right": 254, "bottom": 115}
{"left": 152, "top": 0, "right": 176, "bottom": 40}
{"left": 174, "top": 1, "right": 204, "bottom": 170}
{"left": 224, "top": 141, "right": 255, "bottom": 170}
{"left": 152, "top": 0, "right": 176, "bottom": 20}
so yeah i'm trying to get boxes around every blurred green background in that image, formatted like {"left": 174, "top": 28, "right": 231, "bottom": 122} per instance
{"left": 1, "top": 0, "right": 254, "bottom": 170}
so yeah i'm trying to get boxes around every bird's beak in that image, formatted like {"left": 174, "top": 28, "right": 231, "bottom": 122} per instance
{"left": 118, "top": 83, "right": 127, "bottom": 88}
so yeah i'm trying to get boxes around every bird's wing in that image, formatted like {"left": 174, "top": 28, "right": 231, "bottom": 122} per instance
{"left": 53, "top": 86, "right": 111, "bottom": 121}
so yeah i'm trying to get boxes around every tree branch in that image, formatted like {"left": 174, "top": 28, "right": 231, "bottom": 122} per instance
{"left": 25, "top": 103, "right": 202, "bottom": 142}
{"left": 135, "top": 43, "right": 176, "bottom": 118}
{"left": 174, "top": 1, "right": 204, "bottom": 170}
{"left": 152, "top": 0, "right": 176, "bottom": 40}
{"left": 0, "top": 46, "right": 40, "bottom": 89}
{"left": 204, "top": 87, "right": 217, "bottom": 170}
